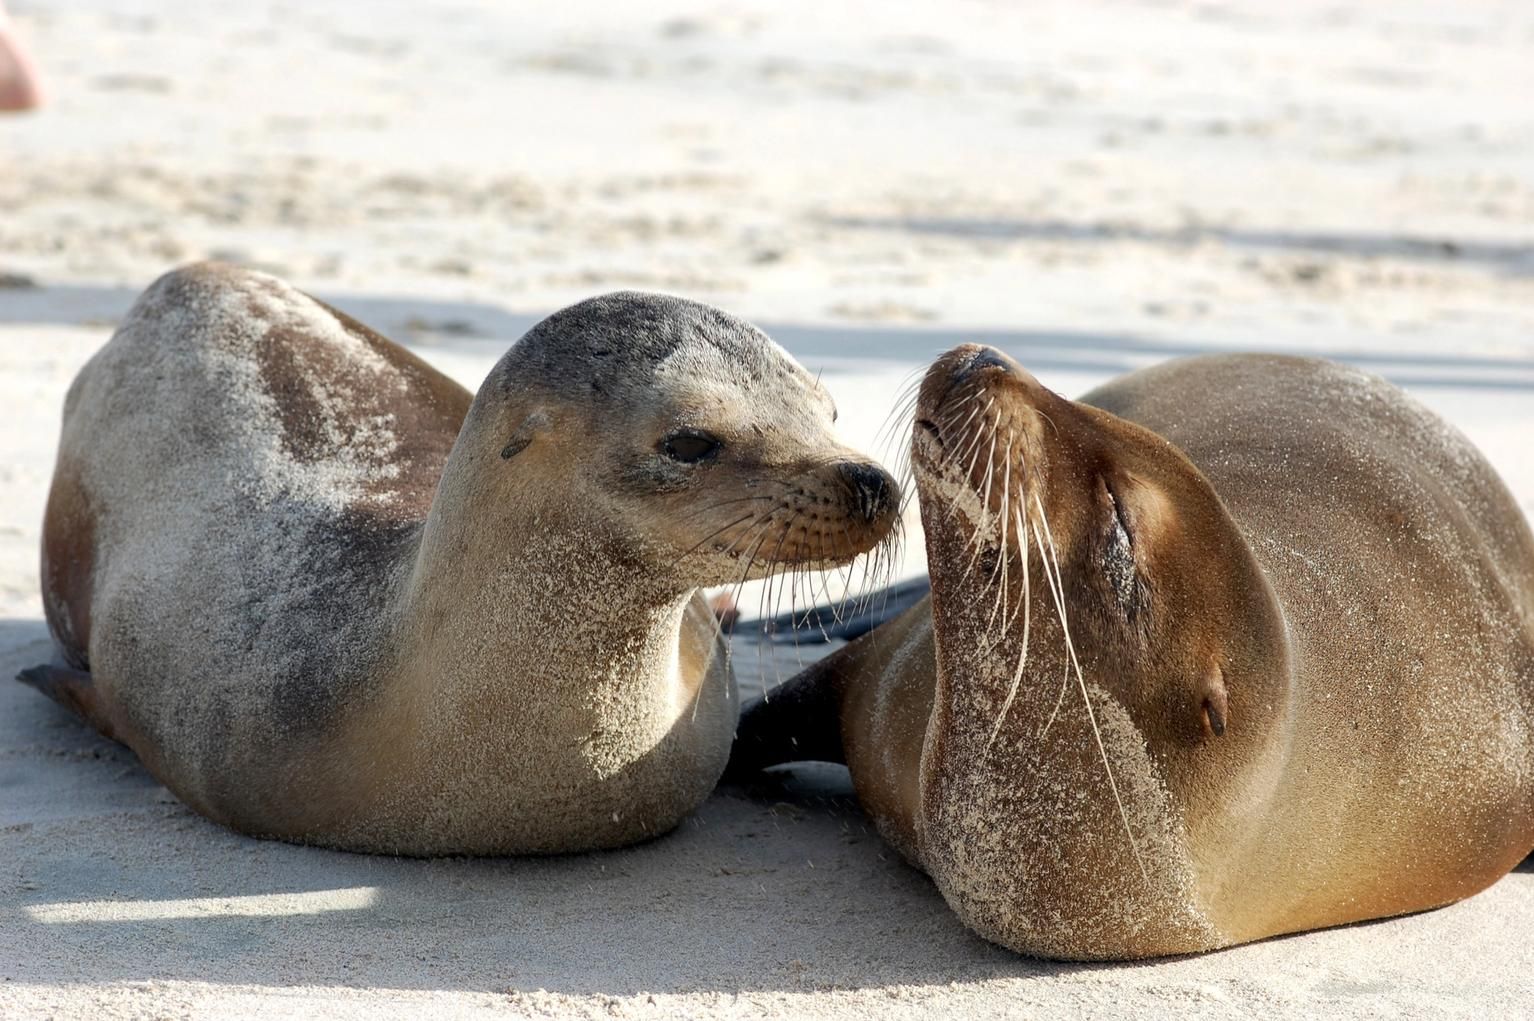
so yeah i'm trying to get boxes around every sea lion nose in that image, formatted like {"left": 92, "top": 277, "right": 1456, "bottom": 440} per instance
{"left": 839, "top": 461, "right": 896, "bottom": 525}
{"left": 957, "top": 347, "right": 1017, "bottom": 381}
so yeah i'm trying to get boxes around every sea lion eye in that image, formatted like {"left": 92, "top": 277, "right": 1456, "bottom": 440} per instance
{"left": 661, "top": 430, "right": 722, "bottom": 464}
{"left": 1102, "top": 479, "right": 1138, "bottom": 611}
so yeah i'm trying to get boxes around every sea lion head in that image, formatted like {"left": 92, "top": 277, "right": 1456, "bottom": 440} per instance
{"left": 470, "top": 292, "right": 900, "bottom": 586}
{"left": 907, "top": 344, "right": 1292, "bottom": 957}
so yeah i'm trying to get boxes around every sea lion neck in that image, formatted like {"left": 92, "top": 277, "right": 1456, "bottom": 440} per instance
{"left": 907, "top": 345, "right": 1305, "bottom": 955}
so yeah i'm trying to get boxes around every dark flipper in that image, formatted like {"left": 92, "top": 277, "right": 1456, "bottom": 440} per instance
{"left": 727, "top": 578, "right": 930, "bottom": 779}
{"left": 16, "top": 663, "right": 120, "bottom": 742}
{"left": 725, "top": 639, "right": 869, "bottom": 779}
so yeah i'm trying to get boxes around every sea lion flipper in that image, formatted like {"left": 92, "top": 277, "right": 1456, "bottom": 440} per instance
{"left": 16, "top": 663, "right": 120, "bottom": 741}
{"left": 726, "top": 648, "right": 859, "bottom": 779}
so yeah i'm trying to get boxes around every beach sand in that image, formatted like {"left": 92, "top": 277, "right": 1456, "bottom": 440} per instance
{"left": 2, "top": 1, "right": 1533, "bottom": 1017}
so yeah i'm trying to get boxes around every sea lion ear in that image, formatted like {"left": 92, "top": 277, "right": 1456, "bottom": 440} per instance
{"left": 1200, "top": 666, "right": 1229, "bottom": 738}
{"left": 501, "top": 408, "right": 552, "bottom": 460}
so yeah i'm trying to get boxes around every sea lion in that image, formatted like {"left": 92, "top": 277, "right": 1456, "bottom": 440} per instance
{"left": 732, "top": 347, "right": 1534, "bottom": 959}
{"left": 21, "top": 261, "right": 899, "bottom": 856}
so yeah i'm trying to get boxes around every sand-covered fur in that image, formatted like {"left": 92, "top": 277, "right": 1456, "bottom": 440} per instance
{"left": 737, "top": 351, "right": 1534, "bottom": 959}
{"left": 28, "top": 262, "right": 897, "bottom": 855}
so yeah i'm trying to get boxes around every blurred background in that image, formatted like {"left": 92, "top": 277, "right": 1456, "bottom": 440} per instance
{"left": 3, "top": 0, "right": 1532, "bottom": 604}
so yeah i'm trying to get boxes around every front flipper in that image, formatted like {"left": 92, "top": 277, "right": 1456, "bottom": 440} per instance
{"left": 16, "top": 663, "right": 122, "bottom": 743}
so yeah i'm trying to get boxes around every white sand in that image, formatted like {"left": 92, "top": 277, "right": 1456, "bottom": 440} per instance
{"left": 2, "top": 1, "right": 1533, "bottom": 1017}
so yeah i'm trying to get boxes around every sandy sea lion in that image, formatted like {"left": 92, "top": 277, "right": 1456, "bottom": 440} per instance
{"left": 733, "top": 347, "right": 1534, "bottom": 959}
{"left": 21, "top": 262, "right": 899, "bottom": 856}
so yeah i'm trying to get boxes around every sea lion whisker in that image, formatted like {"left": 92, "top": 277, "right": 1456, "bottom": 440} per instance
{"left": 947, "top": 400, "right": 994, "bottom": 483}
{"left": 936, "top": 395, "right": 984, "bottom": 437}
{"left": 713, "top": 507, "right": 784, "bottom": 562}
{"left": 731, "top": 521, "right": 782, "bottom": 690}
{"left": 1030, "top": 509, "right": 1073, "bottom": 741}
{"left": 939, "top": 408, "right": 995, "bottom": 535}
{"left": 798, "top": 529, "right": 836, "bottom": 627}
{"left": 806, "top": 531, "right": 841, "bottom": 637}
{"left": 1033, "top": 491, "right": 1151, "bottom": 886}
{"left": 957, "top": 397, "right": 996, "bottom": 461}
{"left": 886, "top": 370, "right": 925, "bottom": 410}
{"left": 1038, "top": 649, "right": 1071, "bottom": 740}
{"left": 793, "top": 558, "right": 830, "bottom": 664}
{"left": 758, "top": 509, "right": 811, "bottom": 691}
{"left": 835, "top": 514, "right": 895, "bottom": 627}
{"left": 783, "top": 525, "right": 819, "bottom": 636}
{"left": 942, "top": 399, "right": 995, "bottom": 526}
{"left": 743, "top": 476, "right": 798, "bottom": 492}
{"left": 859, "top": 523, "right": 898, "bottom": 622}
{"left": 828, "top": 527, "right": 865, "bottom": 625}
{"left": 818, "top": 553, "right": 850, "bottom": 628}
{"left": 672, "top": 511, "right": 764, "bottom": 567}
{"left": 757, "top": 509, "right": 799, "bottom": 618}
{"left": 854, "top": 530, "right": 880, "bottom": 611}
{"left": 679, "top": 495, "right": 776, "bottom": 521}
{"left": 881, "top": 387, "right": 918, "bottom": 430}
{"left": 736, "top": 528, "right": 781, "bottom": 694}
{"left": 876, "top": 384, "right": 925, "bottom": 454}
{"left": 730, "top": 513, "right": 782, "bottom": 587}
{"left": 834, "top": 522, "right": 870, "bottom": 623}
{"left": 1000, "top": 446, "right": 1033, "bottom": 634}
{"left": 984, "top": 434, "right": 1016, "bottom": 636}
{"left": 961, "top": 433, "right": 1001, "bottom": 581}
{"left": 676, "top": 502, "right": 784, "bottom": 567}
{"left": 848, "top": 524, "right": 892, "bottom": 622}
{"left": 931, "top": 391, "right": 982, "bottom": 436}
{"left": 984, "top": 501, "right": 1034, "bottom": 753}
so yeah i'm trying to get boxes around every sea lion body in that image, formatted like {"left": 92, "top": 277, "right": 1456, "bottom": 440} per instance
{"left": 735, "top": 351, "right": 1534, "bottom": 958}
{"left": 28, "top": 262, "right": 898, "bottom": 855}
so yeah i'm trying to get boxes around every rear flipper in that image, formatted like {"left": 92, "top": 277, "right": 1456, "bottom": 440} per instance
{"left": 16, "top": 663, "right": 122, "bottom": 743}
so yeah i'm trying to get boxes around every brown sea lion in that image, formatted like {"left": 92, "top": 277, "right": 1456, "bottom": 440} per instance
{"left": 732, "top": 347, "right": 1534, "bottom": 959}
{"left": 21, "top": 262, "right": 899, "bottom": 855}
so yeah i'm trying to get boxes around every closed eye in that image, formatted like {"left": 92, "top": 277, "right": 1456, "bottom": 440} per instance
{"left": 1102, "top": 478, "right": 1139, "bottom": 614}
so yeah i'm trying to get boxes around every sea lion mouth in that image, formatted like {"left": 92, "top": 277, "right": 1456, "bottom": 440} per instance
{"left": 908, "top": 346, "right": 1043, "bottom": 533}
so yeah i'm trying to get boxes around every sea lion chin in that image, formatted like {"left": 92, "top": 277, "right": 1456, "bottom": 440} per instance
{"left": 21, "top": 262, "right": 901, "bottom": 856}
{"left": 733, "top": 345, "right": 1534, "bottom": 960}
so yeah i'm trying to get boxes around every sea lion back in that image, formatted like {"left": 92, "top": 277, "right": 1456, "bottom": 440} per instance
{"left": 39, "top": 263, "right": 472, "bottom": 820}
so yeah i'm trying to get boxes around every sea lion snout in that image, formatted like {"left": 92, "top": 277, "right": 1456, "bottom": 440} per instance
{"left": 911, "top": 344, "right": 1059, "bottom": 526}
{"left": 956, "top": 346, "right": 1020, "bottom": 382}
{"left": 918, "top": 344, "right": 1054, "bottom": 429}
{"left": 838, "top": 460, "right": 897, "bottom": 525}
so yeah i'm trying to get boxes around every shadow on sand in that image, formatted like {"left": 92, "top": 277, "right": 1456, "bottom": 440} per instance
{"left": 5, "top": 592, "right": 1532, "bottom": 998}
{"left": 0, "top": 617, "right": 1097, "bottom": 995}
{"left": 822, "top": 214, "right": 1534, "bottom": 276}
